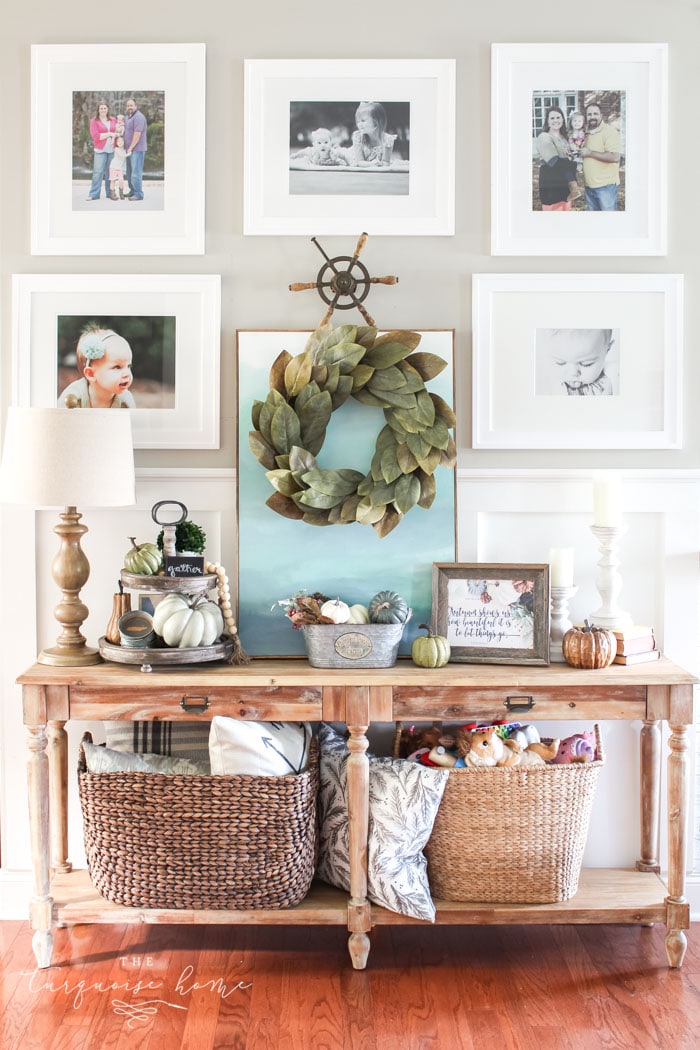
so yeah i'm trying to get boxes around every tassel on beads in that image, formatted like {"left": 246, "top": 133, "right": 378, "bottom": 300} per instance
{"left": 227, "top": 631, "right": 251, "bottom": 665}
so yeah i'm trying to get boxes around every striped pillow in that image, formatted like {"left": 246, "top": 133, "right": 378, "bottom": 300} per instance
{"left": 104, "top": 721, "right": 211, "bottom": 771}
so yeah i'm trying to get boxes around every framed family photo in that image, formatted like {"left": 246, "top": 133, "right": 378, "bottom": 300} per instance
{"left": 244, "top": 59, "right": 455, "bottom": 235}
{"left": 491, "top": 43, "right": 667, "bottom": 256}
{"left": 432, "top": 562, "right": 550, "bottom": 666}
{"left": 471, "top": 273, "right": 683, "bottom": 450}
{"left": 12, "top": 274, "right": 221, "bottom": 449}
{"left": 31, "top": 43, "right": 205, "bottom": 255}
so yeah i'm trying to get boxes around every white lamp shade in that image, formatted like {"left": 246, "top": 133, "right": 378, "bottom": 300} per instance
{"left": 0, "top": 407, "right": 135, "bottom": 508}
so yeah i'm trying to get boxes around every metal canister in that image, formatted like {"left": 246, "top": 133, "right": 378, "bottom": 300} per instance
{"left": 118, "top": 610, "right": 156, "bottom": 648}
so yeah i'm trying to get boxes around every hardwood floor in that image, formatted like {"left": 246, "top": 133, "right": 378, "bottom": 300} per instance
{"left": 2, "top": 920, "right": 700, "bottom": 1049}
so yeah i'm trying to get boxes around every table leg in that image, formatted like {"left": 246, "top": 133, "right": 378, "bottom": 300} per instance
{"left": 665, "top": 722, "right": 690, "bottom": 968}
{"left": 47, "top": 721, "right": 71, "bottom": 874}
{"left": 27, "top": 723, "right": 53, "bottom": 969}
{"left": 346, "top": 721, "right": 370, "bottom": 970}
{"left": 637, "top": 718, "right": 661, "bottom": 873}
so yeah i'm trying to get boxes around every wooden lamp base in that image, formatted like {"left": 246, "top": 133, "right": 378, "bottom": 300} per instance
{"left": 38, "top": 505, "right": 102, "bottom": 666}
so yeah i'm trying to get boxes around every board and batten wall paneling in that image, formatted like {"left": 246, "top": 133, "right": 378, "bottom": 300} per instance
{"left": 0, "top": 469, "right": 698, "bottom": 916}
{"left": 0, "top": 469, "right": 236, "bottom": 889}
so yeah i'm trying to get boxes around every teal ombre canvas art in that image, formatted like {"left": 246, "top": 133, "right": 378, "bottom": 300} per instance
{"left": 237, "top": 329, "right": 456, "bottom": 656}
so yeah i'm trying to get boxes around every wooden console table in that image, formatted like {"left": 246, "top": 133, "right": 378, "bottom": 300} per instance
{"left": 18, "top": 656, "right": 696, "bottom": 970}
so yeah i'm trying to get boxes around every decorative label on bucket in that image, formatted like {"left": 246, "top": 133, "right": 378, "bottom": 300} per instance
{"left": 304, "top": 621, "right": 404, "bottom": 667}
{"left": 334, "top": 632, "right": 373, "bottom": 660}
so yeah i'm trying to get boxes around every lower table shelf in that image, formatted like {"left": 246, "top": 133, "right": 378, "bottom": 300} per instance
{"left": 372, "top": 868, "right": 669, "bottom": 925}
{"left": 53, "top": 870, "right": 350, "bottom": 927}
{"left": 53, "top": 867, "right": 669, "bottom": 931}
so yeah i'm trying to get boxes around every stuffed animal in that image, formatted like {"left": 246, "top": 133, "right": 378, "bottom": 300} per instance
{"left": 455, "top": 726, "right": 519, "bottom": 767}
{"left": 506, "top": 723, "right": 541, "bottom": 749}
{"left": 551, "top": 731, "right": 596, "bottom": 764}
{"left": 397, "top": 724, "right": 456, "bottom": 760}
{"left": 424, "top": 745, "right": 458, "bottom": 768}
{"left": 516, "top": 737, "right": 560, "bottom": 762}
{"left": 505, "top": 724, "right": 560, "bottom": 761}
{"left": 456, "top": 725, "right": 560, "bottom": 768}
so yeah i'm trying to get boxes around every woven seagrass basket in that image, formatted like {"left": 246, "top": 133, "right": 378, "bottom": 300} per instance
{"left": 393, "top": 723, "right": 604, "bottom": 905}
{"left": 78, "top": 732, "right": 319, "bottom": 910}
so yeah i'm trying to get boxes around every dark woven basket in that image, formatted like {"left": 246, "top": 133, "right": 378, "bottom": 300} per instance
{"left": 78, "top": 732, "right": 319, "bottom": 910}
{"left": 393, "top": 722, "right": 604, "bottom": 905}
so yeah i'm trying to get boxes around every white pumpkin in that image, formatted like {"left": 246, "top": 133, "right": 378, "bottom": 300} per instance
{"left": 178, "top": 603, "right": 224, "bottom": 648}
{"left": 346, "top": 603, "right": 370, "bottom": 624}
{"left": 162, "top": 608, "right": 194, "bottom": 647}
{"left": 153, "top": 594, "right": 225, "bottom": 648}
{"left": 152, "top": 593, "right": 191, "bottom": 635}
{"left": 320, "top": 598, "right": 351, "bottom": 624}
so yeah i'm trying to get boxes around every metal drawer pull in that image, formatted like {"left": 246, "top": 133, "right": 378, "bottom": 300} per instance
{"left": 504, "top": 695, "right": 534, "bottom": 713}
{"left": 180, "top": 695, "right": 210, "bottom": 713}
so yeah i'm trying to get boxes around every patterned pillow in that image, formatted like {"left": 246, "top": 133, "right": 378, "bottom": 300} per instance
{"left": 209, "top": 717, "right": 313, "bottom": 776}
{"left": 316, "top": 723, "right": 448, "bottom": 922}
{"left": 83, "top": 741, "right": 207, "bottom": 776}
{"left": 104, "top": 721, "right": 211, "bottom": 770}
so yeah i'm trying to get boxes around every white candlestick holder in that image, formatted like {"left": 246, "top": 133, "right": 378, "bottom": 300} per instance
{"left": 550, "top": 585, "right": 578, "bottom": 662}
{"left": 589, "top": 524, "right": 633, "bottom": 630}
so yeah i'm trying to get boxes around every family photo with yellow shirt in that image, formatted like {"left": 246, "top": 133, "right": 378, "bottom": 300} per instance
{"left": 532, "top": 90, "right": 624, "bottom": 212}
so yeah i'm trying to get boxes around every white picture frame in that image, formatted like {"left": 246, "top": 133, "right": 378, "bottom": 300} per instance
{"left": 491, "top": 43, "right": 668, "bottom": 256}
{"left": 31, "top": 43, "right": 206, "bottom": 255}
{"left": 244, "top": 58, "right": 455, "bottom": 235}
{"left": 472, "top": 273, "right": 683, "bottom": 450}
{"left": 12, "top": 274, "right": 221, "bottom": 449}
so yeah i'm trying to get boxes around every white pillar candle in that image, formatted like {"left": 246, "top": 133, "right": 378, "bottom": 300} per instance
{"left": 592, "top": 472, "right": 623, "bottom": 527}
{"left": 548, "top": 547, "right": 574, "bottom": 588}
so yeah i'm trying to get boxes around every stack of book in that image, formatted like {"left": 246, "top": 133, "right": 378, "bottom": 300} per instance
{"left": 613, "top": 625, "right": 659, "bottom": 665}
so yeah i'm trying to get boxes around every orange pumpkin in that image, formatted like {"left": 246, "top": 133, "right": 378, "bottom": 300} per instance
{"left": 562, "top": 624, "right": 617, "bottom": 669}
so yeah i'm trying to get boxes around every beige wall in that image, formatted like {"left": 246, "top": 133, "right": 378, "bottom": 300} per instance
{"left": 2, "top": 3, "right": 700, "bottom": 913}
{"left": 1, "top": 1, "right": 698, "bottom": 473}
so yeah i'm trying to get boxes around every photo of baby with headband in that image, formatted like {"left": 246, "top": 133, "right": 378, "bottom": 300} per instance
{"left": 56, "top": 315, "right": 176, "bottom": 410}
{"left": 58, "top": 324, "right": 136, "bottom": 408}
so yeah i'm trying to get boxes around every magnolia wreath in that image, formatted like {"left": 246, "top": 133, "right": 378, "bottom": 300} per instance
{"left": 249, "top": 324, "right": 456, "bottom": 538}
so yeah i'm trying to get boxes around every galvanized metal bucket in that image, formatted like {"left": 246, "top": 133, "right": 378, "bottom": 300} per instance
{"left": 303, "top": 618, "right": 409, "bottom": 669}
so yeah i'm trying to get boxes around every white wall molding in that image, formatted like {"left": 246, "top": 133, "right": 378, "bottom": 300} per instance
{"left": 0, "top": 871, "right": 32, "bottom": 920}
{"left": 0, "top": 468, "right": 238, "bottom": 881}
{"left": 2, "top": 466, "right": 698, "bottom": 916}
{"left": 135, "top": 466, "right": 236, "bottom": 480}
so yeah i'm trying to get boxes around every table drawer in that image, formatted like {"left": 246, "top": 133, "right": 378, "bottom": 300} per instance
{"left": 391, "top": 684, "right": 648, "bottom": 722}
{"left": 69, "top": 683, "right": 323, "bottom": 722}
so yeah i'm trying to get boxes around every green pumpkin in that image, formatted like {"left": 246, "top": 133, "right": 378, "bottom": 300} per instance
{"left": 123, "top": 537, "right": 162, "bottom": 576}
{"left": 411, "top": 624, "right": 450, "bottom": 668}
{"left": 368, "top": 590, "right": 410, "bottom": 625}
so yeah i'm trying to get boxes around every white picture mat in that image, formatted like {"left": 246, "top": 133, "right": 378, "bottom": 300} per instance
{"left": 446, "top": 577, "right": 533, "bottom": 650}
{"left": 244, "top": 58, "right": 455, "bottom": 235}
{"left": 491, "top": 43, "right": 667, "bottom": 256}
{"left": 472, "top": 274, "right": 683, "bottom": 450}
{"left": 12, "top": 274, "right": 221, "bottom": 449}
{"left": 31, "top": 43, "right": 205, "bottom": 255}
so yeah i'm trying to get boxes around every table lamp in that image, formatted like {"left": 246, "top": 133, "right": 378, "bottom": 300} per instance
{"left": 0, "top": 407, "right": 136, "bottom": 665}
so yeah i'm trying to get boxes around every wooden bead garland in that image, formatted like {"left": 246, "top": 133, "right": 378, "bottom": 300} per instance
{"left": 205, "top": 561, "right": 250, "bottom": 664}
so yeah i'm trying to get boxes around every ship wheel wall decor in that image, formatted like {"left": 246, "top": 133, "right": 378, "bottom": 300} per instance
{"left": 289, "top": 232, "right": 398, "bottom": 327}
